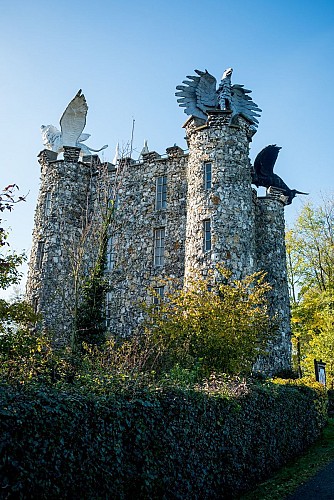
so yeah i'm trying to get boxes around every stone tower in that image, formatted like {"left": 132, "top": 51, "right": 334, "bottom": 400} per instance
{"left": 182, "top": 111, "right": 291, "bottom": 374}
{"left": 26, "top": 147, "right": 99, "bottom": 345}
{"left": 184, "top": 110, "right": 256, "bottom": 281}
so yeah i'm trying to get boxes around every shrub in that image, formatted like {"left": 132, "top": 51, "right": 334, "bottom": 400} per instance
{"left": 0, "top": 379, "right": 327, "bottom": 499}
{"left": 143, "top": 268, "right": 274, "bottom": 377}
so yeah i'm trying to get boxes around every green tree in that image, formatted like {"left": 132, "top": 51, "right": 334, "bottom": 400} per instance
{"left": 0, "top": 185, "right": 26, "bottom": 289}
{"left": 0, "top": 185, "right": 53, "bottom": 382}
{"left": 287, "top": 200, "right": 334, "bottom": 295}
{"left": 143, "top": 267, "right": 273, "bottom": 377}
{"left": 287, "top": 198, "right": 334, "bottom": 386}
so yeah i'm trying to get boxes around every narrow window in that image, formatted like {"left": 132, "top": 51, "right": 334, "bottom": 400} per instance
{"left": 204, "top": 162, "right": 212, "bottom": 190}
{"left": 36, "top": 241, "right": 45, "bottom": 269}
{"left": 203, "top": 219, "right": 211, "bottom": 252}
{"left": 106, "top": 237, "right": 115, "bottom": 271}
{"left": 44, "top": 192, "right": 52, "bottom": 216}
{"left": 32, "top": 297, "right": 39, "bottom": 313}
{"left": 156, "top": 176, "right": 167, "bottom": 210}
{"left": 154, "top": 228, "right": 165, "bottom": 267}
{"left": 105, "top": 291, "right": 113, "bottom": 328}
{"left": 153, "top": 286, "right": 165, "bottom": 305}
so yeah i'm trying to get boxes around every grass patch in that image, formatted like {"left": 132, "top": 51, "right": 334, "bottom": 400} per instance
{"left": 240, "top": 418, "right": 334, "bottom": 500}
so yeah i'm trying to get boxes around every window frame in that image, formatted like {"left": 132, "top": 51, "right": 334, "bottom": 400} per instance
{"left": 153, "top": 285, "right": 165, "bottom": 305}
{"left": 106, "top": 236, "right": 115, "bottom": 271}
{"left": 155, "top": 176, "right": 167, "bottom": 210}
{"left": 36, "top": 241, "right": 45, "bottom": 269}
{"left": 105, "top": 291, "right": 113, "bottom": 328}
{"left": 154, "top": 227, "right": 165, "bottom": 267}
{"left": 203, "top": 219, "right": 211, "bottom": 252}
{"left": 204, "top": 162, "right": 212, "bottom": 190}
{"left": 44, "top": 192, "right": 52, "bottom": 217}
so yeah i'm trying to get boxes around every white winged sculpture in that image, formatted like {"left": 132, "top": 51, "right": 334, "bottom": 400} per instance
{"left": 41, "top": 90, "right": 108, "bottom": 156}
{"left": 175, "top": 68, "right": 261, "bottom": 128}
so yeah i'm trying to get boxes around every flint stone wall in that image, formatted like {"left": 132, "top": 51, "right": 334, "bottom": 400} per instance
{"left": 254, "top": 196, "right": 292, "bottom": 373}
{"left": 106, "top": 147, "right": 188, "bottom": 336}
{"left": 26, "top": 148, "right": 101, "bottom": 345}
{"left": 184, "top": 112, "right": 256, "bottom": 281}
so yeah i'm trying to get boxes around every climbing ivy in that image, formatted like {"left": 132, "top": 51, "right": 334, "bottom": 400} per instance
{"left": 75, "top": 202, "right": 114, "bottom": 349}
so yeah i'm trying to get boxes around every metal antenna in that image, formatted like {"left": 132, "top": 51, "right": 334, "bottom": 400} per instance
{"left": 130, "top": 118, "right": 135, "bottom": 158}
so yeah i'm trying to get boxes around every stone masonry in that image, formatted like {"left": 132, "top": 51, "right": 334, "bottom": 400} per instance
{"left": 184, "top": 111, "right": 256, "bottom": 280}
{"left": 27, "top": 113, "right": 292, "bottom": 374}
{"left": 26, "top": 147, "right": 102, "bottom": 346}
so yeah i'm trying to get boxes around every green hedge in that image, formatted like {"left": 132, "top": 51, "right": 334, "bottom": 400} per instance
{"left": 0, "top": 380, "right": 327, "bottom": 499}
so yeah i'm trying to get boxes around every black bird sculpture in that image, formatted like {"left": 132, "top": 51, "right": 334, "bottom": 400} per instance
{"left": 252, "top": 145, "right": 308, "bottom": 205}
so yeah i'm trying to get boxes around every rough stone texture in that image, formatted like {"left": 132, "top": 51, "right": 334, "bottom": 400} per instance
{"left": 26, "top": 147, "right": 101, "bottom": 346}
{"left": 184, "top": 111, "right": 256, "bottom": 281}
{"left": 106, "top": 147, "right": 188, "bottom": 336}
{"left": 254, "top": 195, "right": 292, "bottom": 373}
{"left": 27, "top": 115, "right": 292, "bottom": 375}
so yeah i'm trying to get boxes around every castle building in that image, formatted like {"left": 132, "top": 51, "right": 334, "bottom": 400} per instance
{"left": 26, "top": 71, "right": 292, "bottom": 375}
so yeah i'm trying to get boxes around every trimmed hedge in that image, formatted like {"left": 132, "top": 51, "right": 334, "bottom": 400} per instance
{"left": 0, "top": 380, "right": 327, "bottom": 499}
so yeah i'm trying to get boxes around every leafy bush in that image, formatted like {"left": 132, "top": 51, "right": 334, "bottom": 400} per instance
{"left": 0, "top": 378, "right": 327, "bottom": 499}
{"left": 143, "top": 268, "right": 273, "bottom": 377}
{"left": 0, "top": 301, "right": 75, "bottom": 385}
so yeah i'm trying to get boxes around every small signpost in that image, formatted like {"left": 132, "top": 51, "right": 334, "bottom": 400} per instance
{"left": 314, "top": 359, "right": 326, "bottom": 386}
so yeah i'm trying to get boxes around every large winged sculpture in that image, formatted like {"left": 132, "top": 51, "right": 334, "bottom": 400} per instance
{"left": 41, "top": 90, "right": 108, "bottom": 156}
{"left": 176, "top": 68, "right": 261, "bottom": 127}
{"left": 252, "top": 145, "right": 308, "bottom": 204}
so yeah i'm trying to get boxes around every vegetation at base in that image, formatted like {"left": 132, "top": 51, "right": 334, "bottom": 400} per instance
{"left": 0, "top": 377, "right": 328, "bottom": 499}
{"left": 241, "top": 418, "right": 334, "bottom": 500}
{"left": 143, "top": 268, "right": 274, "bottom": 378}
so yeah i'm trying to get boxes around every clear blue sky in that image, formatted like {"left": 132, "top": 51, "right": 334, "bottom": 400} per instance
{"left": 1, "top": 0, "right": 334, "bottom": 295}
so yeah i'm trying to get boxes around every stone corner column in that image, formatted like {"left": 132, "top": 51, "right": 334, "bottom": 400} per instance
{"left": 254, "top": 194, "right": 292, "bottom": 375}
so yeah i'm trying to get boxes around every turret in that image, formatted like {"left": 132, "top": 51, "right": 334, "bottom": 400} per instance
{"left": 183, "top": 111, "right": 256, "bottom": 281}
{"left": 26, "top": 147, "right": 97, "bottom": 346}
{"left": 254, "top": 189, "right": 292, "bottom": 374}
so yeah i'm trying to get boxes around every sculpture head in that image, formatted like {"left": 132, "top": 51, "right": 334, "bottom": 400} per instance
{"left": 222, "top": 68, "right": 233, "bottom": 79}
{"left": 288, "top": 189, "right": 309, "bottom": 205}
{"left": 40, "top": 124, "right": 62, "bottom": 152}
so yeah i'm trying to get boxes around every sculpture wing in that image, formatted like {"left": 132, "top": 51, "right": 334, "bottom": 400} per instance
{"left": 60, "top": 90, "right": 88, "bottom": 147}
{"left": 176, "top": 69, "right": 218, "bottom": 120}
{"left": 254, "top": 145, "right": 281, "bottom": 177}
{"left": 230, "top": 84, "right": 262, "bottom": 127}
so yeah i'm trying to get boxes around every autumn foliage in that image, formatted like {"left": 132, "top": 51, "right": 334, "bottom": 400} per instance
{"left": 143, "top": 268, "right": 273, "bottom": 377}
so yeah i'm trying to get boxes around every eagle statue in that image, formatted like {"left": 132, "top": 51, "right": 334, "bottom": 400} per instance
{"left": 41, "top": 90, "right": 108, "bottom": 156}
{"left": 252, "top": 145, "right": 308, "bottom": 204}
{"left": 175, "top": 68, "right": 261, "bottom": 128}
